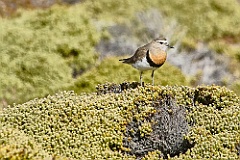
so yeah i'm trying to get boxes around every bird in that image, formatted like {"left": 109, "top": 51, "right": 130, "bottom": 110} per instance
{"left": 119, "top": 37, "right": 174, "bottom": 86}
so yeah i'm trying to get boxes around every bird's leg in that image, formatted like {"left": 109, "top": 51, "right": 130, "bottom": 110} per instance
{"left": 140, "top": 71, "right": 143, "bottom": 86}
{"left": 151, "top": 70, "right": 155, "bottom": 86}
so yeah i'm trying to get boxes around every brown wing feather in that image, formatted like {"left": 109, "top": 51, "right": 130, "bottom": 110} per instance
{"left": 119, "top": 43, "right": 150, "bottom": 64}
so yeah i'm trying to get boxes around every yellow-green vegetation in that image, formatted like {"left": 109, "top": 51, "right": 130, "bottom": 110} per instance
{"left": 83, "top": 0, "right": 152, "bottom": 22}
{"left": 69, "top": 57, "right": 189, "bottom": 93}
{"left": 0, "top": 5, "right": 102, "bottom": 71}
{"left": 0, "top": 50, "right": 72, "bottom": 106}
{"left": 231, "top": 82, "right": 240, "bottom": 96}
{"left": 139, "top": 121, "right": 153, "bottom": 137}
{"left": 156, "top": 0, "right": 240, "bottom": 40}
{"left": 0, "top": 123, "right": 51, "bottom": 159}
{"left": 0, "top": 4, "right": 105, "bottom": 106}
{"left": 1, "top": 84, "right": 239, "bottom": 159}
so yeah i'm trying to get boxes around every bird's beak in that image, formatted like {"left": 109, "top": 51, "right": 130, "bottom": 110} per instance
{"left": 167, "top": 44, "right": 174, "bottom": 49}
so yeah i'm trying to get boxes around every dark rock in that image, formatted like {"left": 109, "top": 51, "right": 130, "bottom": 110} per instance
{"left": 122, "top": 95, "right": 193, "bottom": 159}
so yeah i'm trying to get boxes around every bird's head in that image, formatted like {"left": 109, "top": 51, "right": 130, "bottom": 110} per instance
{"left": 153, "top": 38, "right": 174, "bottom": 51}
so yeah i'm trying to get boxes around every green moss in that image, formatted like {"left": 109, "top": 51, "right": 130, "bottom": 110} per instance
{"left": 139, "top": 121, "right": 153, "bottom": 137}
{"left": 0, "top": 4, "right": 102, "bottom": 73}
{"left": 83, "top": 0, "right": 153, "bottom": 23}
{"left": 0, "top": 123, "right": 51, "bottom": 159}
{"left": 142, "top": 150, "right": 163, "bottom": 160}
{"left": 1, "top": 90, "right": 136, "bottom": 159}
{"left": 0, "top": 50, "right": 72, "bottom": 106}
{"left": 1, "top": 84, "right": 239, "bottom": 159}
{"left": 0, "top": 4, "right": 108, "bottom": 106}
{"left": 156, "top": 0, "right": 240, "bottom": 40}
{"left": 69, "top": 57, "right": 189, "bottom": 93}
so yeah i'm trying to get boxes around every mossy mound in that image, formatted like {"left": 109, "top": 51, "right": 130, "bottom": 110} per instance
{"left": 0, "top": 5, "right": 102, "bottom": 73}
{"left": 0, "top": 50, "right": 72, "bottom": 107}
{"left": 0, "top": 123, "right": 51, "bottom": 159}
{"left": 1, "top": 83, "right": 239, "bottom": 159}
{"left": 70, "top": 57, "right": 188, "bottom": 93}
{"left": 0, "top": 4, "right": 106, "bottom": 106}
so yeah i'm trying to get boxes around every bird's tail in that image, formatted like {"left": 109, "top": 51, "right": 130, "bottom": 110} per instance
{"left": 119, "top": 58, "right": 130, "bottom": 63}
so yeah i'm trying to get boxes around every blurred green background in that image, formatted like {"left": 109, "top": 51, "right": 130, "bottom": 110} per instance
{"left": 0, "top": 0, "right": 240, "bottom": 107}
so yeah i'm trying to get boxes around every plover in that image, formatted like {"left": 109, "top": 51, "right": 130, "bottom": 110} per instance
{"left": 119, "top": 38, "right": 174, "bottom": 86}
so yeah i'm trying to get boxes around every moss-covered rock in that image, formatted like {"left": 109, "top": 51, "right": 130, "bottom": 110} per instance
{"left": 122, "top": 94, "right": 192, "bottom": 159}
{"left": 1, "top": 83, "right": 239, "bottom": 159}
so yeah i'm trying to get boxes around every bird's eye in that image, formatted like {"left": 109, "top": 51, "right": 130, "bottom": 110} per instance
{"left": 159, "top": 42, "right": 163, "bottom": 44}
